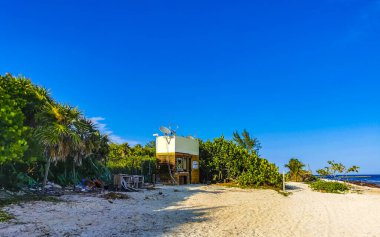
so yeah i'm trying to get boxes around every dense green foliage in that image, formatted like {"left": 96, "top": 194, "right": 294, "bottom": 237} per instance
{"left": 284, "top": 158, "right": 316, "bottom": 182}
{"left": 233, "top": 129, "right": 261, "bottom": 155}
{"left": 0, "top": 74, "right": 111, "bottom": 189}
{"left": 106, "top": 143, "right": 156, "bottom": 182}
{"left": 1, "top": 74, "right": 284, "bottom": 191}
{"left": 284, "top": 158, "right": 305, "bottom": 182}
{"left": 200, "top": 136, "right": 282, "bottom": 188}
{"left": 309, "top": 180, "right": 349, "bottom": 193}
{"left": 0, "top": 87, "right": 28, "bottom": 164}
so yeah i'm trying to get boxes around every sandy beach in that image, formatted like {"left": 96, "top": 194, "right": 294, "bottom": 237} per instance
{"left": 1, "top": 183, "right": 380, "bottom": 237}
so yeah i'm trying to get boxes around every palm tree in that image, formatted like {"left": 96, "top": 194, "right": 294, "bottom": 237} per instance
{"left": 98, "top": 135, "right": 110, "bottom": 166}
{"left": 284, "top": 158, "right": 305, "bottom": 182}
{"left": 34, "top": 103, "right": 83, "bottom": 188}
{"left": 70, "top": 118, "right": 100, "bottom": 184}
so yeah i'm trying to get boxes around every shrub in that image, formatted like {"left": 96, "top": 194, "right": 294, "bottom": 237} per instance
{"left": 238, "top": 158, "right": 282, "bottom": 188}
{"left": 200, "top": 136, "right": 282, "bottom": 188}
{"left": 309, "top": 180, "right": 349, "bottom": 193}
{"left": 300, "top": 171, "right": 318, "bottom": 182}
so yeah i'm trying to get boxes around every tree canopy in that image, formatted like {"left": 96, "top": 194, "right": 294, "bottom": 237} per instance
{"left": 1, "top": 73, "right": 284, "bottom": 190}
{"left": 200, "top": 135, "right": 281, "bottom": 188}
{"left": 233, "top": 129, "right": 261, "bottom": 155}
{"left": 0, "top": 87, "right": 28, "bottom": 164}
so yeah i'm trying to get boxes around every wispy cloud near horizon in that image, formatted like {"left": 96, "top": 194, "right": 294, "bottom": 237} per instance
{"left": 89, "top": 117, "right": 140, "bottom": 145}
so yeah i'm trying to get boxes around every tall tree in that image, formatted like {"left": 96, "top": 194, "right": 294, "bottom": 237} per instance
{"left": 284, "top": 158, "right": 305, "bottom": 182}
{"left": 70, "top": 118, "right": 99, "bottom": 183}
{"left": 34, "top": 104, "right": 83, "bottom": 188}
{"left": 97, "top": 135, "right": 110, "bottom": 166}
{"left": 233, "top": 129, "right": 261, "bottom": 154}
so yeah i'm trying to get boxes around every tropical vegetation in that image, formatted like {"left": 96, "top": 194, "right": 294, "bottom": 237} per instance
{"left": 308, "top": 160, "right": 360, "bottom": 193}
{"left": 316, "top": 160, "right": 360, "bottom": 180}
{"left": 200, "top": 131, "right": 282, "bottom": 188}
{"left": 309, "top": 180, "right": 349, "bottom": 193}
{"left": 106, "top": 143, "right": 156, "bottom": 183}
{"left": 0, "top": 74, "right": 112, "bottom": 189}
{"left": 284, "top": 158, "right": 315, "bottom": 182}
{"left": 0, "top": 74, "right": 283, "bottom": 191}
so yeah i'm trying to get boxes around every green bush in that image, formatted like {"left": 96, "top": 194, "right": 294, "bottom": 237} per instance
{"left": 238, "top": 158, "right": 282, "bottom": 188}
{"left": 107, "top": 155, "right": 156, "bottom": 183}
{"left": 199, "top": 136, "right": 282, "bottom": 188}
{"left": 309, "top": 180, "right": 349, "bottom": 193}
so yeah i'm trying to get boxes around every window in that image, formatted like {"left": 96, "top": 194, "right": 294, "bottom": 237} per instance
{"left": 176, "top": 158, "right": 187, "bottom": 171}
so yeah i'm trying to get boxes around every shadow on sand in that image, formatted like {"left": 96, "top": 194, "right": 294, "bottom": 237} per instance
{"left": 0, "top": 185, "right": 226, "bottom": 237}
{"left": 130, "top": 185, "right": 223, "bottom": 236}
{"left": 285, "top": 183, "right": 304, "bottom": 192}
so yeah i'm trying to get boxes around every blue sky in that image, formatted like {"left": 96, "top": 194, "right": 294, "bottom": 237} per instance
{"left": 1, "top": 0, "right": 379, "bottom": 173}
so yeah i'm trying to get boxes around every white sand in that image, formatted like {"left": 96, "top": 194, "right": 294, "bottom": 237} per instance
{"left": 1, "top": 182, "right": 380, "bottom": 237}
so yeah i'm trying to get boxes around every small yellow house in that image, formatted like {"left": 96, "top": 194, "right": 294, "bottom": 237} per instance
{"left": 156, "top": 136, "right": 199, "bottom": 184}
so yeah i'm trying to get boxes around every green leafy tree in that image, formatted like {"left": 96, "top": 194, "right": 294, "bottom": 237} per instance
{"left": 0, "top": 88, "right": 28, "bottom": 164}
{"left": 284, "top": 158, "right": 305, "bottom": 182}
{"left": 327, "top": 160, "right": 345, "bottom": 179}
{"left": 233, "top": 129, "right": 261, "bottom": 154}
{"left": 34, "top": 104, "right": 84, "bottom": 188}
{"left": 96, "top": 135, "right": 110, "bottom": 166}
{"left": 316, "top": 168, "right": 330, "bottom": 178}
{"left": 106, "top": 142, "right": 156, "bottom": 182}
{"left": 316, "top": 161, "right": 360, "bottom": 181}
{"left": 199, "top": 135, "right": 281, "bottom": 188}
{"left": 1, "top": 73, "right": 111, "bottom": 189}
{"left": 70, "top": 118, "right": 101, "bottom": 183}
{"left": 346, "top": 166, "right": 360, "bottom": 175}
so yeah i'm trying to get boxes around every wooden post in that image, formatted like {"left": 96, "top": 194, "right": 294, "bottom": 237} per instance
{"left": 283, "top": 171, "right": 285, "bottom": 192}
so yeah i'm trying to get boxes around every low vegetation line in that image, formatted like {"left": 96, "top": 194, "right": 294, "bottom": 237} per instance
{"left": 309, "top": 180, "right": 349, "bottom": 193}
{"left": 0, "top": 194, "right": 61, "bottom": 222}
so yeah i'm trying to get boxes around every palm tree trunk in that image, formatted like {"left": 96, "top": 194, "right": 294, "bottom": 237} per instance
{"left": 64, "top": 163, "right": 67, "bottom": 180}
{"left": 148, "top": 160, "right": 151, "bottom": 182}
{"left": 73, "top": 161, "right": 76, "bottom": 191}
{"left": 43, "top": 158, "right": 51, "bottom": 190}
{"left": 73, "top": 162, "right": 76, "bottom": 181}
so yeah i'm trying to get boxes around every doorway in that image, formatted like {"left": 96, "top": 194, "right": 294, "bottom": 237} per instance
{"left": 179, "top": 175, "right": 188, "bottom": 185}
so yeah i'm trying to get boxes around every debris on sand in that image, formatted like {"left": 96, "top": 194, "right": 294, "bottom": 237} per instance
{"left": 100, "top": 192, "right": 129, "bottom": 200}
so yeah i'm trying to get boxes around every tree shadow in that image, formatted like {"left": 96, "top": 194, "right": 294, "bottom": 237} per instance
{"left": 285, "top": 183, "right": 304, "bottom": 192}
{"left": 0, "top": 185, "right": 225, "bottom": 237}
{"left": 106, "top": 185, "right": 225, "bottom": 236}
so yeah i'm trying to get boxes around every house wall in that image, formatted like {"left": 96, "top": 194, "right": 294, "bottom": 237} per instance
{"left": 156, "top": 152, "right": 200, "bottom": 184}
{"left": 190, "top": 155, "right": 200, "bottom": 184}
{"left": 156, "top": 136, "right": 199, "bottom": 155}
{"left": 156, "top": 136, "right": 200, "bottom": 184}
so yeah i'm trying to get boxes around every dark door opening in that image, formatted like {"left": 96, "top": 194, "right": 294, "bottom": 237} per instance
{"left": 179, "top": 175, "right": 188, "bottom": 185}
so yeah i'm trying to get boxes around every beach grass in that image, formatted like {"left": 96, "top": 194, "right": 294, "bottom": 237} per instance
{"left": 0, "top": 195, "right": 61, "bottom": 222}
{"left": 0, "top": 210, "right": 13, "bottom": 222}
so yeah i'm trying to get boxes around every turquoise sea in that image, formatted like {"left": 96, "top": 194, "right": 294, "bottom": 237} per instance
{"left": 326, "top": 175, "right": 380, "bottom": 186}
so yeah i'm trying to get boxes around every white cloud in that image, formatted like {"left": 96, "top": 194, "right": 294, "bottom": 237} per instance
{"left": 89, "top": 117, "right": 140, "bottom": 145}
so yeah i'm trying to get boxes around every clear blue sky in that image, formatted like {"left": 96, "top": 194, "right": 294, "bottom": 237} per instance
{"left": 1, "top": 0, "right": 379, "bottom": 173}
